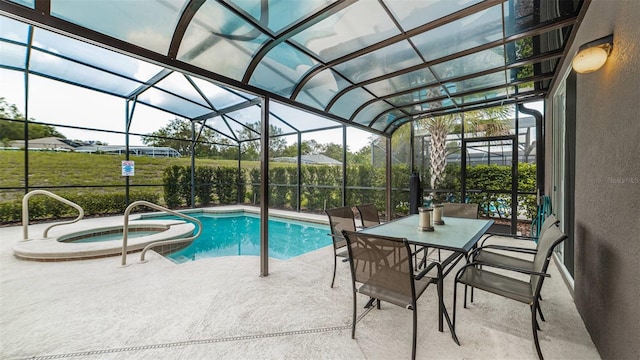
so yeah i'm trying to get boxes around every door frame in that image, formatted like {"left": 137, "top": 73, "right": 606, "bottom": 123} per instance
{"left": 462, "top": 135, "right": 518, "bottom": 234}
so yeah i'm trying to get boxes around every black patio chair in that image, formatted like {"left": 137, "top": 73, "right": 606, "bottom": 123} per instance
{"left": 453, "top": 224, "right": 568, "bottom": 360}
{"left": 468, "top": 214, "right": 560, "bottom": 319}
{"left": 355, "top": 203, "right": 381, "bottom": 228}
{"left": 472, "top": 214, "right": 560, "bottom": 272}
{"left": 325, "top": 206, "right": 357, "bottom": 288}
{"left": 341, "top": 230, "right": 455, "bottom": 360}
{"left": 480, "top": 213, "right": 559, "bottom": 248}
{"left": 443, "top": 202, "right": 480, "bottom": 219}
{"left": 423, "top": 203, "right": 479, "bottom": 264}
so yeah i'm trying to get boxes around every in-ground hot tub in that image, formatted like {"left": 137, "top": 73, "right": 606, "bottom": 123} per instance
{"left": 58, "top": 225, "right": 169, "bottom": 243}
{"left": 13, "top": 220, "right": 196, "bottom": 261}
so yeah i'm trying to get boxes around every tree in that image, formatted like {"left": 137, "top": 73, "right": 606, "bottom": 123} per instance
{"left": 142, "top": 117, "right": 221, "bottom": 157}
{"left": 418, "top": 106, "right": 511, "bottom": 190}
{"left": 279, "top": 140, "right": 314, "bottom": 157}
{"left": 216, "top": 139, "right": 240, "bottom": 160}
{"left": 236, "top": 121, "right": 287, "bottom": 160}
{"left": 349, "top": 143, "right": 373, "bottom": 165}
{"left": 0, "top": 97, "right": 66, "bottom": 143}
{"left": 321, "top": 143, "right": 344, "bottom": 161}
{"left": 460, "top": 107, "right": 511, "bottom": 137}
{"left": 421, "top": 114, "right": 457, "bottom": 190}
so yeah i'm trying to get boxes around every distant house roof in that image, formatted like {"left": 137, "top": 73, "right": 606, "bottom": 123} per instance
{"left": 7, "top": 137, "right": 181, "bottom": 157}
{"left": 272, "top": 154, "right": 341, "bottom": 165}
{"left": 75, "top": 145, "right": 181, "bottom": 157}
{"left": 9, "top": 137, "right": 76, "bottom": 150}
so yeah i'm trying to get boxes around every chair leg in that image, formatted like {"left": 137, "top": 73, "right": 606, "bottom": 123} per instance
{"left": 537, "top": 302, "right": 546, "bottom": 322}
{"left": 453, "top": 280, "right": 458, "bottom": 331}
{"left": 411, "top": 308, "right": 417, "bottom": 360}
{"left": 331, "top": 256, "right": 337, "bottom": 288}
{"left": 463, "top": 285, "right": 468, "bottom": 308}
{"left": 440, "top": 285, "right": 460, "bottom": 346}
{"left": 352, "top": 291, "right": 357, "bottom": 339}
{"left": 531, "top": 305, "right": 544, "bottom": 360}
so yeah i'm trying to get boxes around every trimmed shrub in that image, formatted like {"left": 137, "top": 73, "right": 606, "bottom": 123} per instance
{"left": 195, "top": 166, "right": 214, "bottom": 206}
{"left": 179, "top": 166, "right": 192, "bottom": 207}
{"left": 237, "top": 169, "right": 247, "bottom": 204}
{"left": 249, "top": 168, "right": 261, "bottom": 204}
{"left": 213, "top": 166, "right": 238, "bottom": 204}
{"left": 163, "top": 165, "right": 182, "bottom": 209}
{"left": 270, "top": 167, "right": 288, "bottom": 208}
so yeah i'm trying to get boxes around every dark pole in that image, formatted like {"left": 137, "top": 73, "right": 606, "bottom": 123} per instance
{"left": 342, "top": 125, "right": 347, "bottom": 207}
{"left": 23, "top": 25, "right": 33, "bottom": 195}
{"left": 260, "top": 97, "right": 269, "bottom": 277}
{"left": 410, "top": 123, "right": 415, "bottom": 171}
{"left": 517, "top": 103, "right": 544, "bottom": 195}
{"left": 386, "top": 137, "right": 392, "bottom": 221}
{"left": 237, "top": 144, "right": 242, "bottom": 204}
{"left": 297, "top": 131, "right": 301, "bottom": 212}
{"left": 124, "top": 100, "right": 130, "bottom": 205}
{"left": 190, "top": 121, "right": 196, "bottom": 208}
{"left": 461, "top": 139, "right": 468, "bottom": 204}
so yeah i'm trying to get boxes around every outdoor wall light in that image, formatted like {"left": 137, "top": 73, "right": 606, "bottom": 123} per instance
{"left": 572, "top": 34, "right": 614, "bottom": 74}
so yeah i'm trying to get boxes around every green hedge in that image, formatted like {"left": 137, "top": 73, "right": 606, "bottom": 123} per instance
{"left": 0, "top": 162, "right": 537, "bottom": 223}
{"left": 446, "top": 163, "right": 537, "bottom": 219}
{"left": 161, "top": 165, "right": 245, "bottom": 208}
{"left": 159, "top": 163, "right": 536, "bottom": 218}
{"left": 0, "top": 191, "right": 160, "bottom": 223}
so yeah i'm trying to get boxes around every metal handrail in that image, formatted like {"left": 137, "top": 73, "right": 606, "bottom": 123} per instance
{"left": 22, "top": 190, "right": 84, "bottom": 241}
{"left": 120, "top": 201, "right": 202, "bottom": 266}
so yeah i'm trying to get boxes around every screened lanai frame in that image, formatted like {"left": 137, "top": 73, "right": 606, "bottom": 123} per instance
{"left": 0, "top": 0, "right": 588, "bottom": 275}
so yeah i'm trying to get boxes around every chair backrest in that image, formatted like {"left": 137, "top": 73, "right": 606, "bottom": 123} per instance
{"left": 325, "top": 206, "right": 356, "bottom": 250}
{"left": 531, "top": 195, "right": 553, "bottom": 238}
{"left": 356, "top": 204, "right": 380, "bottom": 228}
{"left": 536, "top": 214, "right": 559, "bottom": 242}
{"left": 342, "top": 230, "right": 414, "bottom": 303}
{"left": 443, "top": 203, "right": 479, "bottom": 219}
{"left": 530, "top": 224, "right": 567, "bottom": 295}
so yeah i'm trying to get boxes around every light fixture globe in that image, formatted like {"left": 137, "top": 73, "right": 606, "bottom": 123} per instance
{"left": 572, "top": 46, "right": 609, "bottom": 74}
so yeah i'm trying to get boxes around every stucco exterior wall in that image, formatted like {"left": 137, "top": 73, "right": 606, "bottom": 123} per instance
{"left": 546, "top": 1, "right": 640, "bottom": 359}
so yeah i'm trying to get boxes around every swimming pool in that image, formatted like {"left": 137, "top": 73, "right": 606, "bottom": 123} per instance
{"left": 154, "top": 212, "right": 331, "bottom": 264}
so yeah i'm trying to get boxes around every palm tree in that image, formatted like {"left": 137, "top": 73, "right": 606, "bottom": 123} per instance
{"left": 461, "top": 107, "right": 512, "bottom": 138}
{"left": 418, "top": 114, "right": 456, "bottom": 189}
{"left": 416, "top": 105, "right": 511, "bottom": 191}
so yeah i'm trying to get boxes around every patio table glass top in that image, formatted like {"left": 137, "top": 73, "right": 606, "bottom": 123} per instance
{"left": 359, "top": 215, "right": 494, "bottom": 253}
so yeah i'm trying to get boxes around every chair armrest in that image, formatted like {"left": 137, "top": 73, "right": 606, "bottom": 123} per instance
{"left": 415, "top": 260, "right": 442, "bottom": 281}
{"left": 480, "top": 233, "right": 536, "bottom": 247}
{"left": 469, "top": 244, "right": 537, "bottom": 259}
{"left": 461, "top": 260, "right": 551, "bottom": 278}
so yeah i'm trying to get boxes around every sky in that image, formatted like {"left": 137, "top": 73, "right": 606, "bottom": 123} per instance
{"left": 0, "top": 68, "right": 375, "bottom": 151}
{"left": 1, "top": 67, "right": 543, "bottom": 152}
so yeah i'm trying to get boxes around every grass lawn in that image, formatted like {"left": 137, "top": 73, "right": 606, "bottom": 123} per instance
{"left": 0, "top": 150, "right": 259, "bottom": 200}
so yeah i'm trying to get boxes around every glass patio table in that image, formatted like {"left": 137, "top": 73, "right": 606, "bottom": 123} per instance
{"left": 359, "top": 214, "right": 494, "bottom": 342}
{"left": 359, "top": 215, "right": 494, "bottom": 254}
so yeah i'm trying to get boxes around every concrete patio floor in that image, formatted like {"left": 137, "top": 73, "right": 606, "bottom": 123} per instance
{"left": 0, "top": 211, "right": 599, "bottom": 359}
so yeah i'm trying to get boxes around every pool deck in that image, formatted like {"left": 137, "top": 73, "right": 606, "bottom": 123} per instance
{"left": 0, "top": 206, "right": 600, "bottom": 359}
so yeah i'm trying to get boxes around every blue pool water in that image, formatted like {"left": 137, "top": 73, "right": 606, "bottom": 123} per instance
{"left": 156, "top": 213, "right": 330, "bottom": 264}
